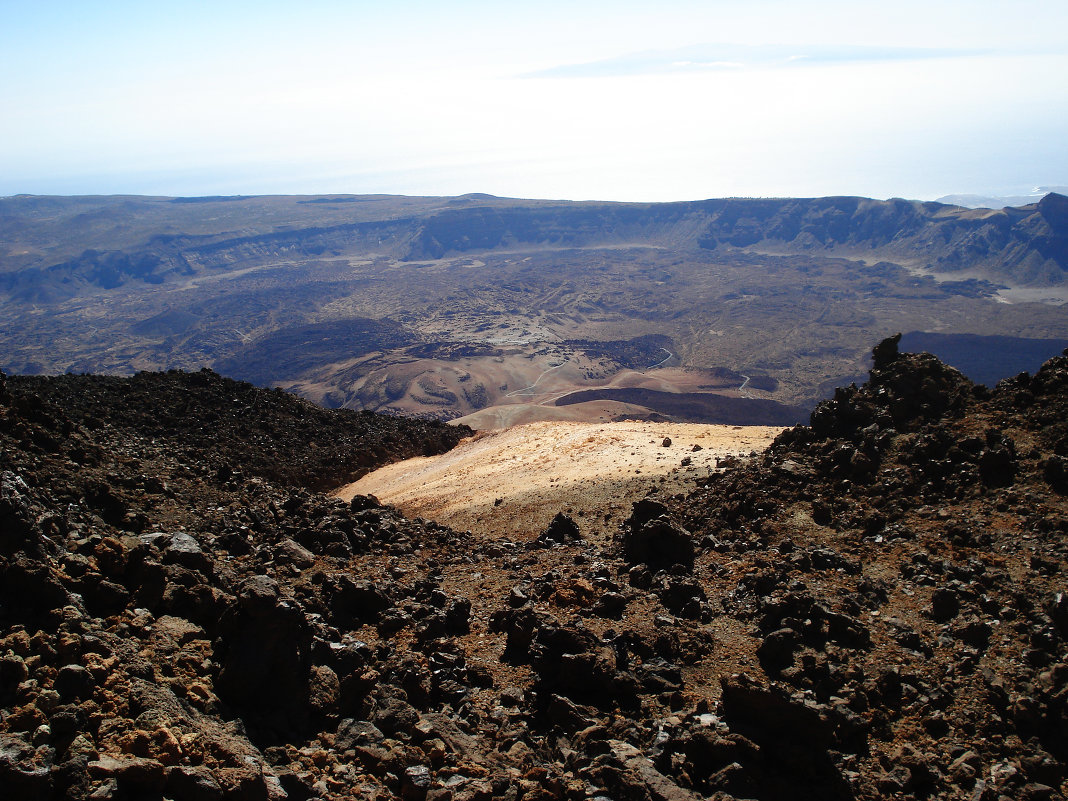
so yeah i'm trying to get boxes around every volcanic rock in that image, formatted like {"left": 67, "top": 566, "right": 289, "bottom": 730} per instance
{"left": 537, "top": 512, "right": 583, "bottom": 545}
{"left": 621, "top": 500, "right": 694, "bottom": 570}
{"left": 2, "top": 345, "right": 1068, "bottom": 800}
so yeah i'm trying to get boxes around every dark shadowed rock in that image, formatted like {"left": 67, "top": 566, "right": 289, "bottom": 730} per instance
{"left": 593, "top": 591, "right": 628, "bottom": 619}
{"left": 930, "top": 587, "right": 961, "bottom": 622}
{"left": 327, "top": 576, "right": 392, "bottom": 624}
{"left": 719, "top": 674, "right": 834, "bottom": 753}
{"left": 0, "top": 472, "right": 35, "bottom": 554}
{"left": 0, "top": 733, "right": 52, "bottom": 798}
{"left": 373, "top": 695, "right": 420, "bottom": 737}
{"left": 872, "top": 333, "right": 902, "bottom": 368}
{"left": 215, "top": 577, "right": 312, "bottom": 734}
{"left": 54, "top": 664, "right": 93, "bottom": 700}
{"left": 622, "top": 499, "right": 694, "bottom": 570}
{"left": 979, "top": 443, "right": 1017, "bottom": 487}
{"left": 489, "top": 606, "right": 550, "bottom": 657}
{"left": 538, "top": 512, "right": 583, "bottom": 545}
{"left": 757, "top": 628, "right": 802, "bottom": 672}
{"left": 165, "top": 765, "right": 225, "bottom": 801}
{"left": 88, "top": 756, "right": 167, "bottom": 793}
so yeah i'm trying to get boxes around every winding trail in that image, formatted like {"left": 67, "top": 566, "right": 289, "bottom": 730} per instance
{"left": 738, "top": 374, "right": 753, "bottom": 399}
{"left": 645, "top": 348, "right": 674, "bottom": 371}
{"left": 505, "top": 359, "right": 569, "bottom": 398}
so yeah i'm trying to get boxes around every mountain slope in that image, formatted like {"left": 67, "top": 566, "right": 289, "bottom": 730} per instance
{"left": 2, "top": 343, "right": 1068, "bottom": 799}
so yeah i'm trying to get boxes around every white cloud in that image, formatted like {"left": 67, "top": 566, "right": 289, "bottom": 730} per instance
{"left": 523, "top": 43, "right": 992, "bottom": 79}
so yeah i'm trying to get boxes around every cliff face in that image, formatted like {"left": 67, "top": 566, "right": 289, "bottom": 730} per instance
{"left": 2, "top": 343, "right": 1068, "bottom": 800}
{"left": 2, "top": 194, "right": 1067, "bottom": 302}
{"left": 400, "top": 194, "right": 1068, "bottom": 286}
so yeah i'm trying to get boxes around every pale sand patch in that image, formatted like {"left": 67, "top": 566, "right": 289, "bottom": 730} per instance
{"left": 335, "top": 421, "right": 783, "bottom": 541}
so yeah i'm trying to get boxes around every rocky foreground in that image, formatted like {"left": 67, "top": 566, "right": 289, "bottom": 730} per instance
{"left": 1, "top": 344, "right": 1067, "bottom": 800}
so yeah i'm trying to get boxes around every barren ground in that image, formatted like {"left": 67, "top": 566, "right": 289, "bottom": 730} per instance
{"left": 335, "top": 421, "right": 783, "bottom": 541}
{"left": 7, "top": 352, "right": 1068, "bottom": 800}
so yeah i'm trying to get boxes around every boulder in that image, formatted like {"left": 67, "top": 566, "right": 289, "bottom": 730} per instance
{"left": 214, "top": 577, "right": 312, "bottom": 734}
{"left": 537, "top": 512, "right": 583, "bottom": 545}
{"left": 88, "top": 755, "right": 167, "bottom": 794}
{"left": 165, "top": 765, "right": 224, "bottom": 801}
{"left": 622, "top": 500, "right": 694, "bottom": 570}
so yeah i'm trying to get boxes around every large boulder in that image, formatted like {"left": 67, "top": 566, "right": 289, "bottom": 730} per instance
{"left": 214, "top": 576, "right": 312, "bottom": 736}
{"left": 621, "top": 499, "right": 694, "bottom": 571}
{"left": 536, "top": 512, "right": 583, "bottom": 545}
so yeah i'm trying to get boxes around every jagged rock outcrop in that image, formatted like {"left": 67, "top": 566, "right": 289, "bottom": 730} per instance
{"left": 668, "top": 340, "right": 1068, "bottom": 799}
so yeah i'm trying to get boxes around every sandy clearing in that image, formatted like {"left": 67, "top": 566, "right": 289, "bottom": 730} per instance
{"left": 335, "top": 421, "right": 783, "bottom": 541}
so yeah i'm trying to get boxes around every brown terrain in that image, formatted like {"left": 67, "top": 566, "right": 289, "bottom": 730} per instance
{"left": 2, "top": 192, "right": 1067, "bottom": 426}
{"left": 3, "top": 337, "right": 1068, "bottom": 800}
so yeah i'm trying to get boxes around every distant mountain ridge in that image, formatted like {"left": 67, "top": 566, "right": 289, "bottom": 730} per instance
{"left": 936, "top": 187, "right": 1068, "bottom": 209}
{"left": 403, "top": 194, "right": 1068, "bottom": 286}
{"left": 2, "top": 193, "right": 1067, "bottom": 302}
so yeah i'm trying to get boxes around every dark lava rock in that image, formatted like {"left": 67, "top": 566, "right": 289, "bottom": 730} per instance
{"left": 872, "top": 332, "right": 902, "bottom": 368}
{"left": 757, "top": 628, "right": 802, "bottom": 672}
{"left": 930, "top": 587, "right": 961, "bottom": 622}
{"left": 622, "top": 499, "right": 694, "bottom": 570}
{"left": 163, "top": 532, "right": 213, "bottom": 572}
{"left": 592, "top": 591, "right": 628, "bottom": 619}
{"left": 658, "top": 577, "right": 707, "bottom": 618}
{"left": 538, "top": 512, "right": 583, "bottom": 545}
{"left": 0, "top": 733, "right": 52, "bottom": 798}
{"left": 372, "top": 694, "right": 420, "bottom": 737}
{"left": 53, "top": 664, "right": 93, "bottom": 700}
{"left": 979, "top": 443, "right": 1018, "bottom": 487}
{"left": 489, "top": 606, "right": 549, "bottom": 657}
{"left": 529, "top": 623, "right": 635, "bottom": 709}
{"left": 164, "top": 765, "right": 225, "bottom": 801}
{"left": 4, "top": 343, "right": 1068, "bottom": 800}
{"left": 327, "top": 576, "right": 392, "bottom": 623}
{"left": 215, "top": 577, "right": 313, "bottom": 734}
{"left": 628, "top": 564, "right": 652, "bottom": 589}
{"left": 88, "top": 756, "right": 168, "bottom": 794}
{"left": 720, "top": 674, "right": 834, "bottom": 753}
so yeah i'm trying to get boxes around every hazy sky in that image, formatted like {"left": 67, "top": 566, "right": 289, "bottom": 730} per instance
{"left": 2, "top": 0, "right": 1066, "bottom": 201}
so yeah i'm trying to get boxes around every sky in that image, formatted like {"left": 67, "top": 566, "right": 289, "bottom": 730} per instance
{"left": 1, "top": 0, "right": 1066, "bottom": 202}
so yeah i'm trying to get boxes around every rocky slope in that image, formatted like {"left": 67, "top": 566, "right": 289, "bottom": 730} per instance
{"left": 1, "top": 344, "right": 1067, "bottom": 800}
